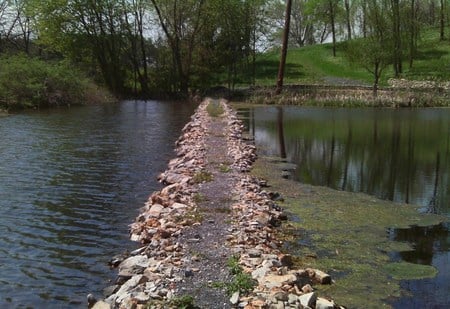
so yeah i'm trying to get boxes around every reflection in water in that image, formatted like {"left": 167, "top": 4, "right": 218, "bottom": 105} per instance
{"left": 238, "top": 106, "right": 450, "bottom": 307}
{"left": 0, "top": 101, "right": 195, "bottom": 308}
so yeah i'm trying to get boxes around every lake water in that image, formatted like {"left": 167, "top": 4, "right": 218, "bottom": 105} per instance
{"left": 0, "top": 101, "right": 195, "bottom": 308}
{"left": 238, "top": 106, "right": 450, "bottom": 308}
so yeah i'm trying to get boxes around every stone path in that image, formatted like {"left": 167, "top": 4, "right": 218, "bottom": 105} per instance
{"left": 91, "top": 99, "right": 342, "bottom": 309}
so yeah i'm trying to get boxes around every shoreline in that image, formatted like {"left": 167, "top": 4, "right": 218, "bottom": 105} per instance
{"left": 91, "top": 99, "right": 342, "bottom": 309}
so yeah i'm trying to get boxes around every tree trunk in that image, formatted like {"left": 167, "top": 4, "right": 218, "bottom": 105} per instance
{"left": 330, "top": 0, "right": 337, "bottom": 57}
{"left": 409, "top": 0, "right": 416, "bottom": 68}
{"left": 275, "top": 0, "right": 292, "bottom": 95}
{"left": 440, "top": 0, "right": 445, "bottom": 40}
{"left": 392, "top": 0, "right": 402, "bottom": 76}
{"left": 344, "top": 0, "right": 352, "bottom": 40}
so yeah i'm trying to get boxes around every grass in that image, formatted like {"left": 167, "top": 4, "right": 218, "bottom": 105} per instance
{"left": 253, "top": 26, "right": 450, "bottom": 87}
{"left": 192, "top": 170, "right": 213, "bottom": 183}
{"left": 206, "top": 100, "right": 224, "bottom": 117}
{"left": 211, "top": 256, "right": 256, "bottom": 296}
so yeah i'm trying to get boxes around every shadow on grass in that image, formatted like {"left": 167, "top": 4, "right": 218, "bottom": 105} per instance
{"left": 255, "top": 59, "right": 306, "bottom": 80}
{"left": 415, "top": 48, "right": 448, "bottom": 60}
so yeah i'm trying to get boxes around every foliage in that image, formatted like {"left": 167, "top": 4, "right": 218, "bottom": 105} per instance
{"left": 192, "top": 170, "right": 213, "bottom": 183}
{"left": 168, "top": 295, "right": 198, "bottom": 309}
{"left": 0, "top": 55, "right": 101, "bottom": 110}
{"left": 225, "top": 256, "right": 256, "bottom": 295}
{"left": 206, "top": 101, "right": 224, "bottom": 117}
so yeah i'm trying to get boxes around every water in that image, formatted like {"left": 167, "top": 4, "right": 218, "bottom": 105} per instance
{"left": 0, "top": 100, "right": 196, "bottom": 308}
{"left": 238, "top": 106, "right": 450, "bottom": 307}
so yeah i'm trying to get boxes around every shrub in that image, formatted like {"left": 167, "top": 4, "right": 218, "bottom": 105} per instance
{"left": 0, "top": 54, "right": 113, "bottom": 110}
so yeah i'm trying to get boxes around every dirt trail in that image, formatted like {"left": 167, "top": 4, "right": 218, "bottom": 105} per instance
{"left": 174, "top": 103, "right": 241, "bottom": 307}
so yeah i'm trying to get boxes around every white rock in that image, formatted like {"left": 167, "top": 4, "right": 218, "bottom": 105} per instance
{"left": 119, "top": 255, "right": 150, "bottom": 272}
{"left": 230, "top": 291, "right": 240, "bottom": 305}
{"left": 316, "top": 297, "right": 335, "bottom": 309}
{"left": 298, "top": 292, "right": 317, "bottom": 308}
{"left": 92, "top": 301, "right": 111, "bottom": 309}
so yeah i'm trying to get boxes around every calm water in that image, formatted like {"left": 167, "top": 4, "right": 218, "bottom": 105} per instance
{"left": 0, "top": 101, "right": 195, "bottom": 308}
{"left": 238, "top": 106, "right": 450, "bottom": 307}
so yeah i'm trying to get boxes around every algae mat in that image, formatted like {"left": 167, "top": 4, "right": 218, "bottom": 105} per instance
{"left": 252, "top": 156, "right": 446, "bottom": 308}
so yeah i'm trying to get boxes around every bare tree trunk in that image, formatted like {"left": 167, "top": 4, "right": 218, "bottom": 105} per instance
{"left": 440, "top": 0, "right": 445, "bottom": 40}
{"left": 330, "top": 0, "right": 337, "bottom": 57}
{"left": 344, "top": 0, "right": 352, "bottom": 40}
{"left": 275, "top": 0, "right": 292, "bottom": 95}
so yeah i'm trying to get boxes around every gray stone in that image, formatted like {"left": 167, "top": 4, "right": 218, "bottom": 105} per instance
{"left": 248, "top": 249, "right": 262, "bottom": 258}
{"left": 230, "top": 291, "right": 240, "bottom": 305}
{"left": 316, "top": 297, "right": 335, "bottom": 309}
{"left": 148, "top": 203, "right": 165, "bottom": 217}
{"left": 251, "top": 265, "right": 271, "bottom": 281}
{"left": 269, "top": 301, "right": 285, "bottom": 309}
{"left": 298, "top": 292, "right": 317, "bottom": 308}
{"left": 288, "top": 294, "right": 299, "bottom": 304}
{"left": 115, "top": 275, "right": 147, "bottom": 300}
{"left": 119, "top": 255, "right": 150, "bottom": 272}
{"left": 103, "top": 285, "right": 119, "bottom": 297}
{"left": 133, "top": 292, "right": 150, "bottom": 304}
{"left": 91, "top": 301, "right": 111, "bottom": 309}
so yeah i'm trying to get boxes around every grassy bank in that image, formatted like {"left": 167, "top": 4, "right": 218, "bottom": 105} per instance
{"left": 0, "top": 55, "right": 115, "bottom": 111}
{"left": 254, "top": 26, "right": 450, "bottom": 87}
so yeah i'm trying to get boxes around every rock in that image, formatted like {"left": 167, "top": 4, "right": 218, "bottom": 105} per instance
{"left": 269, "top": 301, "right": 285, "bottom": 309}
{"left": 251, "top": 298, "right": 266, "bottom": 308}
{"left": 278, "top": 254, "right": 293, "bottom": 267}
{"left": 87, "top": 294, "right": 97, "bottom": 308}
{"left": 252, "top": 265, "right": 271, "bottom": 281}
{"left": 301, "top": 284, "right": 314, "bottom": 294}
{"left": 262, "top": 274, "right": 297, "bottom": 289}
{"left": 103, "top": 285, "right": 119, "bottom": 297}
{"left": 248, "top": 249, "right": 262, "bottom": 258}
{"left": 312, "top": 269, "right": 332, "bottom": 285}
{"left": 288, "top": 293, "right": 299, "bottom": 305}
{"left": 119, "top": 255, "right": 151, "bottom": 273}
{"left": 230, "top": 291, "right": 240, "bottom": 305}
{"left": 91, "top": 301, "right": 111, "bottom": 309}
{"left": 281, "top": 170, "right": 291, "bottom": 179}
{"left": 272, "top": 290, "right": 288, "bottom": 302}
{"left": 316, "top": 297, "right": 335, "bottom": 309}
{"left": 148, "top": 204, "right": 165, "bottom": 217}
{"left": 298, "top": 292, "right": 317, "bottom": 308}
{"left": 115, "top": 275, "right": 148, "bottom": 300}
{"left": 171, "top": 202, "right": 188, "bottom": 210}
{"left": 134, "top": 292, "right": 151, "bottom": 304}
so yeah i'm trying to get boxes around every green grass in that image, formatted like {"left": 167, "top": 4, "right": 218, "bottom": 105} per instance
{"left": 254, "top": 26, "right": 450, "bottom": 87}
{"left": 206, "top": 100, "right": 224, "bottom": 117}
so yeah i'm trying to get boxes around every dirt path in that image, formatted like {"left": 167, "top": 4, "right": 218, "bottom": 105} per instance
{"left": 174, "top": 104, "right": 240, "bottom": 307}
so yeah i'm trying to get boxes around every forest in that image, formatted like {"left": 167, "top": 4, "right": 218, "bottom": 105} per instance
{"left": 0, "top": 0, "right": 449, "bottom": 110}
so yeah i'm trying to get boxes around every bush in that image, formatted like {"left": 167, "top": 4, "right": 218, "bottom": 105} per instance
{"left": 0, "top": 54, "right": 113, "bottom": 110}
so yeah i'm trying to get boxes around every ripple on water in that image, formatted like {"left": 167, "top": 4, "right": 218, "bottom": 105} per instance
{"left": 0, "top": 100, "right": 196, "bottom": 307}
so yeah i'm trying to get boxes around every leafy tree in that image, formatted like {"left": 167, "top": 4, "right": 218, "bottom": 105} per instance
{"left": 345, "top": 0, "right": 392, "bottom": 96}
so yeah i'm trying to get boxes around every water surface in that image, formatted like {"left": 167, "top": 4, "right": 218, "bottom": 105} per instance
{"left": 238, "top": 106, "right": 450, "bottom": 307}
{"left": 0, "top": 100, "right": 195, "bottom": 308}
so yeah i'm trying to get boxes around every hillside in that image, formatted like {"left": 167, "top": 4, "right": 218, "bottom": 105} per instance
{"left": 254, "top": 26, "right": 450, "bottom": 87}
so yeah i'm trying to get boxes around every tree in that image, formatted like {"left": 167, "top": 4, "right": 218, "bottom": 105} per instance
{"left": 29, "top": 0, "right": 132, "bottom": 94}
{"left": 150, "top": 0, "right": 206, "bottom": 95}
{"left": 276, "top": 0, "right": 293, "bottom": 95}
{"left": 345, "top": 0, "right": 392, "bottom": 96}
{"left": 391, "top": 0, "right": 402, "bottom": 76}
{"left": 440, "top": 0, "right": 445, "bottom": 40}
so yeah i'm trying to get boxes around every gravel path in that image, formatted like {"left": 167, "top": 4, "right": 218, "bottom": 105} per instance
{"left": 174, "top": 110, "right": 240, "bottom": 308}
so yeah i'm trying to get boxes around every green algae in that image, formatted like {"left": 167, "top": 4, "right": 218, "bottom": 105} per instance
{"left": 384, "top": 262, "right": 438, "bottom": 280}
{"left": 252, "top": 156, "right": 446, "bottom": 308}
